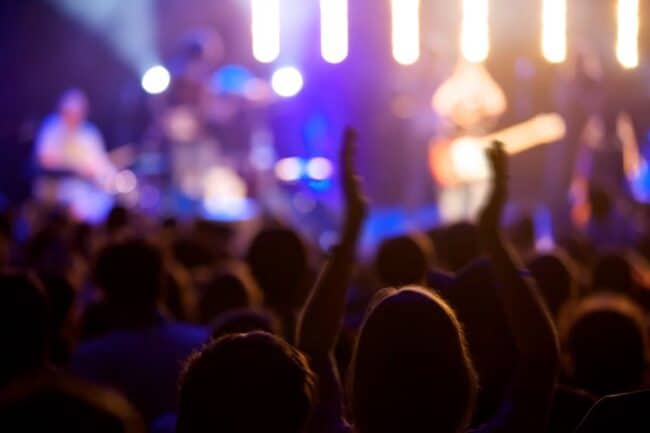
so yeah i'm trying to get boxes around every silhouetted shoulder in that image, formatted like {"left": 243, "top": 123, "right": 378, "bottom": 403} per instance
{"left": 575, "top": 389, "right": 650, "bottom": 433}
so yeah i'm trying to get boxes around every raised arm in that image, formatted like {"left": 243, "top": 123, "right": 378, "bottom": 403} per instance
{"left": 478, "top": 142, "right": 560, "bottom": 433}
{"left": 297, "top": 127, "right": 367, "bottom": 357}
{"left": 296, "top": 128, "right": 367, "bottom": 432}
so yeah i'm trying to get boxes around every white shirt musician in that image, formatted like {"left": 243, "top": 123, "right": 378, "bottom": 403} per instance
{"left": 34, "top": 89, "right": 115, "bottom": 222}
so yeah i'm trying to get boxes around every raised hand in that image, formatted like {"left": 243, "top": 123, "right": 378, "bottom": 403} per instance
{"left": 479, "top": 140, "right": 507, "bottom": 241}
{"left": 475, "top": 139, "right": 560, "bottom": 433}
{"left": 341, "top": 127, "right": 368, "bottom": 244}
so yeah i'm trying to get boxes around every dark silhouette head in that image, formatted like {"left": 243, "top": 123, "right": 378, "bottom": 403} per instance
{"left": 177, "top": 332, "right": 315, "bottom": 433}
{"left": 246, "top": 228, "right": 309, "bottom": 312}
{"left": 93, "top": 240, "right": 164, "bottom": 312}
{"left": 561, "top": 294, "right": 648, "bottom": 396}
{"left": 0, "top": 373, "right": 144, "bottom": 433}
{"left": 210, "top": 308, "right": 279, "bottom": 341}
{"left": 437, "top": 260, "right": 517, "bottom": 426}
{"left": 0, "top": 273, "right": 49, "bottom": 386}
{"left": 434, "top": 223, "right": 480, "bottom": 272}
{"left": 374, "top": 234, "right": 431, "bottom": 287}
{"left": 198, "top": 271, "right": 262, "bottom": 324}
{"left": 528, "top": 254, "right": 577, "bottom": 319}
{"left": 24, "top": 224, "right": 74, "bottom": 278}
{"left": 351, "top": 287, "right": 477, "bottom": 433}
{"left": 105, "top": 206, "right": 131, "bottom": 238}
{"left": 592, "top": 253, "right": 632, "bottom": 294}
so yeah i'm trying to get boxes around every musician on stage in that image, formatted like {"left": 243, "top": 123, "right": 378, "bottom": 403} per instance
{"left": 34, "top": 89, "right": 115, "bottom": 222}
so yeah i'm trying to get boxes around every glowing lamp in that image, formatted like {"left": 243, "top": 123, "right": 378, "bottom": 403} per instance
{"left": 271, "top": 67, "right": 304, "bottom": 98}
{"left": 141, "top": 65, "right": 171, "bottom": 94}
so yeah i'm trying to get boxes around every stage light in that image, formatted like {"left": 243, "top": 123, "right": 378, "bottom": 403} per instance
{"left": 114, "top": 170, "right": 138, "bottom": 194}
{"left": 202, "top": 166, "right": 253, "bottom": 220}
{"left": 542, "top": 0, "right": 567, "bottom": 63}
{"left": 320, "top": 0, "right": 348, "bottom": 63}
{"left": 271, "top": 66, "right": 304, "bottom": 97}
{"left": 275, "top": 157, "right": 304, "bottom": 181}
{"left": 306, "top": 157, "right": 334, "bottom": 180}
{"left": 461, "top": 0, "right": 489, "bottom": 63}
{"left": 212, "top": 64, "right": 253, "bottom": 94}
{"left": 141, "top": 65, "right": 171, "bottom": 94}
{"left": 449, "top": 136, "right": 490, "bottom": 183}
{"left": 251, "top": 0, "right": 280, "bottom": 63}
{"left": 617, "top": 0, "right": 639, "bottom": 69}
{"left": 391, "top": 0, "right": 420, "bottom": 65}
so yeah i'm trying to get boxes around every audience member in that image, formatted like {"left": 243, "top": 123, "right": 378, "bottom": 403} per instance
{"left": 0, "top": 373, "right": 144, "bottom": 433}
{"left": 560, "top": 294, "right": 648, "bottom": 397}
{"left": 529, "top": 254, "right": 578, "bottom": 320}
{"left": 374, "top": 234, "right": 432, "bottom": 287}
{"left": 197, "top": 270, "right": 262, "bottom": 324}
{"left": 72, "top": 240, "right": 208, "bottom": 423}
{"left": 176, "top": 332, "right": 315, "bottom": 433}
{"left": 0, "top": 273, "right": 50, "bottom": 388}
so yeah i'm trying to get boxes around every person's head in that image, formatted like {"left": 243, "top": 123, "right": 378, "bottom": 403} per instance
{"left": 93, "top": 240, "right": 164, "bottom": 313}
{"left": 198, "top": 271, "right": 262, "bottom": 324}
{"left": 0, "top": 273, "right": 49, "bottom": 386}
{"left": 560, "top": 294, "right": 648, "bottom": 396}
{"left": 210, "top": 308, "right": 279, "bottom": 341}
{"left": 374, "top": 234, "right": 431, "bottom": 287}
{"left": 25, "top": 223, "right": 74, "bottom": 279}
{"left": 528, "top": 254, "right": 577, "bottom": 319}
{"left": 435, "top": 260, "right": 517, "bottom": 425}
{"left": 177, "top": 332, "right": 315, "bottom": 433}
{"left": 105, "top": 206, "right": 131, "bottom": 239}
{"left": 351, "top": 287, "right": 478, "bottom": 433}
{"left": 433, "top": 223, "right": 480, "bottom": 272}
{"left": 0, "top": 374, "right": 144, "bottom": 433}
{"left": 592, "top": 253, "right": 632, "bottom": 294}
{"left": 58, "top": 88, "right": 88, "bottom": 129}
{"left": 246, "top": 228, "right": 309, "bottom": 312}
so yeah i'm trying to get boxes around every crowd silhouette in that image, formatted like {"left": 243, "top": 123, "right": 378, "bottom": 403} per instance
{"left": 0, "top": 128, "right": 649, "bottom": 433}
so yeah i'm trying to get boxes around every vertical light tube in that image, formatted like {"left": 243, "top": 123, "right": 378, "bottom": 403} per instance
{"left": 542, "top": 0, "right": 567, "bottom": 63}
{"left": 391, "top": 0, "right": 421, "bottom": 65}
{"left": 461, "top": 0, "right": 489, "bottom": 63}
{"left": 252, "top": 0, "right": 280, "bottom": 63}
{"left": 617, "top": 0, "right": 640, "bottom": 69}
{"left": 320, "top": 0, "right": 349, "bottom": 63}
